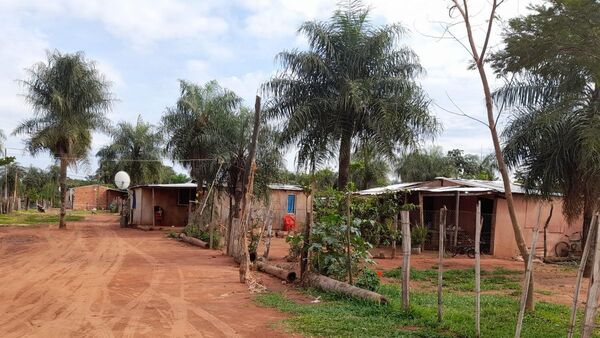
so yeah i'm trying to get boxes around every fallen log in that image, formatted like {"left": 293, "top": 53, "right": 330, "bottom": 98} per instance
{"left": 179, "top": 233, "right": 209, "bottom": 248}
{"left": 303, "top": 272, "right": 387, "bottom": 305}
{"left": 256, "top": 261, "right": 296, "bottom": 282}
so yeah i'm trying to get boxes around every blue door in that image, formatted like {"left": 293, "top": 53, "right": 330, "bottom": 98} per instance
{"left": 287, "top": 194, "right": 296, "bottom": 213}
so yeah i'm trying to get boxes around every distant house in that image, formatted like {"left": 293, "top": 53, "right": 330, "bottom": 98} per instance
{"left": 68, "top": 184, "right": 125, "bottom": 211}
{"left": 356, "top": 177, "right": 583, "bottom": 258}
{"left": 128, "top": 182, "right": 309, "bottom": 230}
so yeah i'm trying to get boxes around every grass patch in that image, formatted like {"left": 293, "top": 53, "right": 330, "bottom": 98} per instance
{"left": 256, "top": 285, "right": 591, "bottom": 338}
{"left": 383, "top": 267, "right": 521, "bottom": 291}
{"left": 0, "top": 210, "right": 85, "bottom": 225}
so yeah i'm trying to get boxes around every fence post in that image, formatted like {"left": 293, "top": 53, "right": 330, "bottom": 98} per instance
{"left": 438, "top": 206, "right": 447, "bottom": 323}
{"left": 401, "top": 210, "right": 411, "bottom": 310}
{"left": 392, "top": 213, "right": 398, "bottom": 259}
{"left": 475, "top": 201, "right": 482, "bottom": 338}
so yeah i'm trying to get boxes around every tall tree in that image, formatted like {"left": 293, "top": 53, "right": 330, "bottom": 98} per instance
{"left": 96, "top": 116, "right": 164, "bottom": 185}
{"left": 14, "top": 50, "right": 112, "bottom": 228}
{"left": 448, "top": 0, "right": 532, "bottom": 310}
{"left": 349, "top": 142, "right": 390, "bottom": 190}
{"left": 493, "top": 0, "right": 600, "bottom": 225}
{"left": 264, "top": 0, "right": 437, "bottom": 189}
{"left": 162, "top": 80, "right": 242, "bottom": 195}
{"left": 396, "top": 147, "right": 456, "bottom": 181}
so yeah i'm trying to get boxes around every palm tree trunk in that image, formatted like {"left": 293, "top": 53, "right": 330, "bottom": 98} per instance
{"left": 59, "top": 156, "right": 68, "bottom": 229}
{"left": 338, "top": 131, "right": 352, "bottom": 190}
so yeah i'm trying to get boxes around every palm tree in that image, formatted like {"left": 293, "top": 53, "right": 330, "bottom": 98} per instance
{"left": 349, "top": 142, "right": 390, "bottom": 190}
{"left": 14, "top": 50, "right": 112, "bottom": 228}
{"left": 264, "top": 0, "right": 438, "bottom": 190}
{"left": 0, "top": 129, "right": 5, "bottom": 152}
{"left": 396, "top": 147, "right": 456, "bottom": 182}
{"left": 96, "top": 116, "right": 163, "bottom": 185}
{"left": 162, "top": 80, "right": 242, "bottom": 195}
{"left": 492, "top": 0, "right": 600, "bottom": 227}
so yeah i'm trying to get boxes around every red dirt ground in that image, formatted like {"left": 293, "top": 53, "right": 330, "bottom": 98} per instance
{"left": 0, "top": 214, "right": 587, "bottom": 337}
{"left": 0, "top": 214, "right": 289, "bottom": 337}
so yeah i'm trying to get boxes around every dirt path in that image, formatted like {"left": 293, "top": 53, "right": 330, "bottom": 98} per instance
{"left": 0, "top": 214, "right": 287, "bottom": 338}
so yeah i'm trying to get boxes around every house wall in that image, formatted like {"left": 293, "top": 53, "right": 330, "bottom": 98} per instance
{"left": 70, "top": 185, "right": 109, "bottom": 210}
{"left": 493, "top": 195, "right": 582, "bottom": 258}
{"left": 269, "top": 189, "right": 310, "bottom": 231}
{"left": 131, "top": 188, "right": 190, "bottom": 227}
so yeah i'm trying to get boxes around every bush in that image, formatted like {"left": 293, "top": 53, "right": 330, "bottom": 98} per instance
{"left": 285, "top": 233, "right": 304, "bottom": 261}
{"left": 411, "top": 225, "right": 428, "bottom": 247}
{"left": 309, "top": 189, "right": 373, "bottom": 281}
{"left": 355, "top": 268, "right": 380, "bottom": 291}
{"left": 184, "top": 223, "right": 220, "bottom": 248}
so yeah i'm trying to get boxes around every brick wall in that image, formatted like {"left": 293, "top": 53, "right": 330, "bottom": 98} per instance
{"left": 70, "top": 185, "right": 109, "bottom": 210}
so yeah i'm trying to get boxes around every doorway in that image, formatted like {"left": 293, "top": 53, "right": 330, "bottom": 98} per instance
{"left": 479, "top": 197, "right": 494, "bottom": 254}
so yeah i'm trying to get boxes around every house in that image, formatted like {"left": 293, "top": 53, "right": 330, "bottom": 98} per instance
{"left": 356, "top": 177, "right": 583, "bottom": 258}
{"left": 68, "top": 184, "right": 126, "bottom": 211}
{"left": 128, "top": 182, "right": 309, "bottom": 230}
{"left": 267, "top": 184, "right": 310, "bottom": 231}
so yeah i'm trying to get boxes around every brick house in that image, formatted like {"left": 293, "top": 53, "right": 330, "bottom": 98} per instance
{"left": 68, "top": 184, "right": 125, "bottom": 211}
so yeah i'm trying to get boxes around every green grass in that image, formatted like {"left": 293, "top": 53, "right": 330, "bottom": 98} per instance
{"left": 256, "top": 285, "right": 593, "bottom": 338}
{"left": 0, "top": 210, "right": 85, "bottom": 225}
{"left": 383, "top": 267, "right": 521, "bottom": 292}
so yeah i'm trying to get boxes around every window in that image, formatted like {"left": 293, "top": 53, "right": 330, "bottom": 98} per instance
{"left": 287, "top": 194, "right": 296, "bottom": 213}
{"left": 178, "top": 188, "right": 195, "bottom": 205}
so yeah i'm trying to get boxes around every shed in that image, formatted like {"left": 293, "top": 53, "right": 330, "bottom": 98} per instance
{"left": 267, "top": 184, "right": 310, "bottom": 231}
{"left": 356, "top": 177, "right": 582, "bottom": 258}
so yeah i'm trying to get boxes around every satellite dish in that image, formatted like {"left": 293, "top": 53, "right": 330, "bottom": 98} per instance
{"left": 114, "top": 171, "right": 131, "bottom": 190}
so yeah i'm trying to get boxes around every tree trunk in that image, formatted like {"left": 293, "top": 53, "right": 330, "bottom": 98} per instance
{"left": 300, "top": 175, "right": 315, "bottom": 278}
{"left": 345, "top": 192, "right": 353, "bottom": 284}
{"left": 237, "top": 96, "right": 262, "bottom": 283}
{"left": 337, "top": 131, "right": 352, "bottom": 190}
{"left": 451, "top": 0, "right": 533, "bottom": 311}
{"left": 582, "top": 218, "right": 600, "bottom": 338}
{"left": 516, "top": 205, "right": 543, "bottom": 337}
{"left": 59, "top": 156, "right": 68, "bottom": 229}
{"left": 304, "top": 272, "right": 387, "bottom": 304}
{"left": 257, "top": 261, "right": 296, "bottom": 282}
{"left": 568, "top": 213, "right": 597, "bottom": 338}
{"left": 583, "top": 205, "right": 595, "bottom": 277}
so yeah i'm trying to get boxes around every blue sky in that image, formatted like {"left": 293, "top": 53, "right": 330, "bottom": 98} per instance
{"left": 0, "top": 0, "right": 539, "bottom": 180}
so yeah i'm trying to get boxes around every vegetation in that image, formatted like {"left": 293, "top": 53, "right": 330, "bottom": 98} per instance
{"left": 396, "top": 147, "right": 497, "bottom": 182}
{"left": 95, "top": 116, "right": 164, "bottom": 185}
{"left": 14, "top": 50, "right": 112, "bottom": 228}
{"left": 264, "top": 0, "right": 437, "bottom": 189}
{"left": 0, "top": 210, "right": 84, "bottom": 225}
{"left": 256, "top": 285, "right": 581, "bottom": 338}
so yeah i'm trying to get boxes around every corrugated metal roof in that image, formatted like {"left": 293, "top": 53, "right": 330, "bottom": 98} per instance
{"left": 131, "top": 182, "right": 197, "bottom": 189}
{"left": 267, "top": 183, "right": 303, "bottom": 191}
{"left": 356, "top": 177, "right": 527, "bottom": 196}
{"left": 355, "top": 182, "right": 423, "bottom": 195}
{"left": 436, "top": 177, "right": 527, "bottom": 194}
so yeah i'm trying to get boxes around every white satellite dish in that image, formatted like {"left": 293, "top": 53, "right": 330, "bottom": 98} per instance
{"left": 114, "top": 171, "right": 131, "bottom": 190}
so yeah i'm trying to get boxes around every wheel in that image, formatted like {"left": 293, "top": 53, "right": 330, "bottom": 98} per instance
{"left": 555, "top": 241, "right": 570, "bottom": 257}
{"left": 452, "top": 248, "right": 460, "bottom": 257}
{"left": 467, "top": 248, "right": 476, "bottom": 259}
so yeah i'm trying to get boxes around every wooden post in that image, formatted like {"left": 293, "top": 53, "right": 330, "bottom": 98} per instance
{"left": 419, "top": 192, "right": 424, "bottom": 227}
{"left": 151, "top": 188, "right": 155, "bottom": 227}
{"left": 301, "top": 177, "right": 315, "bottom": 278}
{"left": 543, "top": 205, "right": 554, "bottom": 260}
{"left": 346, "top": 192, "right": 353, "bottom": 284}
{"left": 263, "top": 211, "right": 274, "bottom": 260}
{"left": 515, "top": 204, "right": 543, "bottom": 338}
{"left": 391, "top": 213, "right": 398, "bottom": 259}
{"left": 453, "top": 191, "right": 460, "bottom": 247}
{"left": 567, "top": 213, "right": 597, "bottom": 338}
{"left": 401, "top": 209, "right": 411, "bottom": 310}
{"left": 582, "top": 213, "right": 600, "bottom": 338}
{"left": 438, "top": 206, "right": 447, "bottom": 323}
{"left": 475, "top": 201, "right": 482, "bottom": 338}
{"left": 238, "top": 95, "right": 262, "bottom": 283}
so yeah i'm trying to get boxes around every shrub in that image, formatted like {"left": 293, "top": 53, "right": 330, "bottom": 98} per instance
{"left": 411, "top": 225, "right": 428, "bottom": 247}
{"left": 285, "top": 233, "right": 304, "bottom": 261}
{"left": 355, "top": 268, "right": 380, "bottom": 291}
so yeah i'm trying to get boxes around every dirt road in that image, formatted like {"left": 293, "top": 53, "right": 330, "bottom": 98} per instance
{"left": 0, "top": 214, "right": 286, "bottom": 338}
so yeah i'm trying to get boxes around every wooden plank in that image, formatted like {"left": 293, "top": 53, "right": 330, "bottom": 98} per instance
{"left": 438, "top": 207, "right": 447, "bottom": 323}
{"left": 401, "top": 210, "right": 411, "bottom": 310}
{"left": 475, "top": 201, "right": 482, "bottom": 338}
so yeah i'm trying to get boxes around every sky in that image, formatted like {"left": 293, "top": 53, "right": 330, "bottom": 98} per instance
{"left": 0, "top": 0, "right": 540, "bottom": 180}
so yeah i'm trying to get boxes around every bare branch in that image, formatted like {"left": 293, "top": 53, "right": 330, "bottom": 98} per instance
{"left": 480, "top": 0, "right": 502, "bottom": 63}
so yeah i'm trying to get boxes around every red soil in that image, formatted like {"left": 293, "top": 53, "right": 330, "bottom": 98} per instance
{"left": 0, "top": 214, "right": 288, "bottom": 337}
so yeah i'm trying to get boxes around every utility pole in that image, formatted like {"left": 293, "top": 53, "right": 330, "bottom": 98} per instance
{"left": 4, "top": 149, "right": 8, "bottom": 213}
